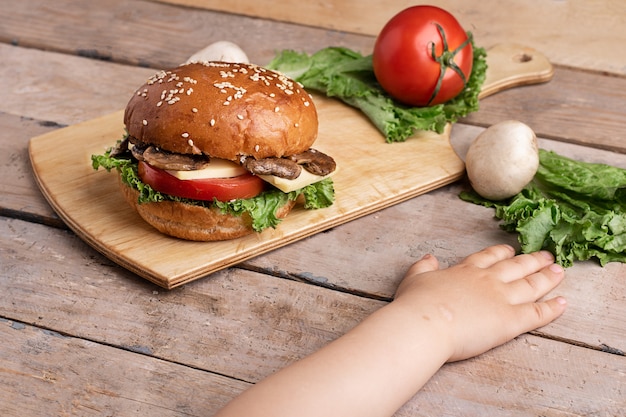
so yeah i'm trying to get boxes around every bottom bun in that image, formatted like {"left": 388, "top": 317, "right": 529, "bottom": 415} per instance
{"left": 119, "top": 179, "right": 295, "bottom": 241}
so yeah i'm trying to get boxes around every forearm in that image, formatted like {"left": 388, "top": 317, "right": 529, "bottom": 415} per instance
{"left": 215, "top": 300, "right": 451, "bottom": 417}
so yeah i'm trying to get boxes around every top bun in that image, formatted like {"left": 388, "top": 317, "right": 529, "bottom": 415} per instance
{"left": 123, "top": 62, "right": 318, "bottom": 161}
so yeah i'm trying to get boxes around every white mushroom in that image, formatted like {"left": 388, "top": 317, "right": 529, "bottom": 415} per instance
{"left": 465, "top": 120, "right": 539, "bottom": 200}
{"left": 185, "top": 41, "right": 249, "bottom": 64}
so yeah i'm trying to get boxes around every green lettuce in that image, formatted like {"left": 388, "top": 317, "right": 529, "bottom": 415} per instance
{"left": 267, "top": 40, "right": 487, "bottom": 143}
{"left": 91, "top": 144, "right": 335, "bottom": 233}
{"left": 460, "top": 149, "right": 626, "bottom": 267}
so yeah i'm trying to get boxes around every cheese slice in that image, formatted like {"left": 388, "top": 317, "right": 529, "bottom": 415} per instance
{"left": 259, "top": 168, "right": 336, "bottom": 193}
{"left": 166, "top": 158, "right": 247, "bottom": 180}
{"left": 165, "top": 157, "right": 335, "bottom": 193}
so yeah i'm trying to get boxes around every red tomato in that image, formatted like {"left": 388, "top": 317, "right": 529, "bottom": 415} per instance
{"left": 372, "top": 5, "right": 473, "bottom": 106}
{"left": 138, "top": 161, "right": 265, "bottom": 202}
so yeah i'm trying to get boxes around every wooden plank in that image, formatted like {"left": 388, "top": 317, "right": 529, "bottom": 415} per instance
{"left": 0, "top": 44, "right": 155, "bottom": 126}
{"left": 409, "top": 334, "right": 626, "bottom": 416}
{"left": 0, "top": 0, "right": 376, "bottom": 69}
{"left": 0, "top": 217, "right": 381, "bottom": 384}
{"left": 149, "top": 0, "right": 626, "bottom": 77}
{"left": 0, "top": 318, "right": 246, "bottom": 416}
{"left": 1, "top": 221, "right": 624, "bottom": 416}
{"left": 2, "top": 200, "right": 625, "bottom": 375}
{"left": 0, "top": 112, "right": 61, "bottom": 225}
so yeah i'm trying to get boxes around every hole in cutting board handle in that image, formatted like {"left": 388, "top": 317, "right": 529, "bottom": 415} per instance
{"left": 514, "top": 53, "right": 533, "bottom": 63}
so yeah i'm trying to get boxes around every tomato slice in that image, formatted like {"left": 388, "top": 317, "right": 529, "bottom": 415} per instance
{"left": 138, "top": 161, "right": 265, "bottom": 202}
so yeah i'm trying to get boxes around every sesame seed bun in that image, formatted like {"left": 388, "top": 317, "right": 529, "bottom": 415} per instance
{"left": 123, "top": 62, "right": 319, "bottom": 160}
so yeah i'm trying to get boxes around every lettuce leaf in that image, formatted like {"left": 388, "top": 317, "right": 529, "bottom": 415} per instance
{"left": 460, "top": 149, "right": 626, "bottom": 267}
{"left": 267, "top": 40, "right": 487, "bottom": 143}
{"left": 91, "top": 145, "right": 335, "bottom": 233}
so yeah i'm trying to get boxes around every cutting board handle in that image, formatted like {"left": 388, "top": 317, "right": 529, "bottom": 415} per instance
{"left": 479, "top": 43, "right": 554, "bottom": 99}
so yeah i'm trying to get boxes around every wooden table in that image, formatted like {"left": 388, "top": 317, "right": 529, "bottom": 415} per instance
{"left": 1, "top": 1, "right": 625, "bottom": 415}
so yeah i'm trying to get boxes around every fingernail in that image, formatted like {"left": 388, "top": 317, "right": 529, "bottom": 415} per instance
{"left": 503, "top": 244, "right": 515, "bottom": 252}
{"left": 556, "top": 296, "right": 567, "bottom": 305}
{"left": 549, "top": 263, "right": 564, "bottom": 273}
{"left": 540, "top": 250, "right": 554, "bottom": 260}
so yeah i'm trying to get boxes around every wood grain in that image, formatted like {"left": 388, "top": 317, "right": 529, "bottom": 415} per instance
{"left": 149, "top": 0, "right": 626, "bottom": 77}
{"left": 465, "top": 67, "right": 626, "bottom": 154}
{"left": 28, "top": 105, "right": 463, "bottom": 288}
{"left": 0, "top": 0, "right": 376, "bottom": 69}
{"left": 0, "top": 113, "right": 60, "bottom": 224}
{"left": 0, "top": 319, "right": 246, "bottom": 416}
{"left": 2, "top": 3, "right": 626, "bottom": 153}
{"left": 1, "top": 219, "right": 624, "bottom": 416}
{"left": 2, "top": 1, "right": 625, "bottom": 415}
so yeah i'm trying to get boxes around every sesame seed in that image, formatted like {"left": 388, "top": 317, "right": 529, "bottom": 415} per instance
{"left": 210, "top": 119, "right": 216, "bottom": 126}
{"left": 294, "top": 123, "right": 299, "bottom": 127}
{"left": 237, "top": 114, "right": 244, "bottom": 120}
{"left": 182, "top": 132, "right": 189, "bottom": 138}
{"left": 142, "top": 119, "right": 148, "bottom": 126}
{"left": 188, "top": 139, "right": 194, "bottom": 147}
{"left": 274, "top": 106, "right": 280, "bottom": 112}
{"left": 192, "top": 108, "right": 198, "bottom": 113}
{"left": 254, "top": 144, "right": 260, "bottom": 152}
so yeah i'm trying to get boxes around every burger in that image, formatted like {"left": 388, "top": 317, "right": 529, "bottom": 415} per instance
{"left": 92, "top": 61, "right": 336, "bottom": 241}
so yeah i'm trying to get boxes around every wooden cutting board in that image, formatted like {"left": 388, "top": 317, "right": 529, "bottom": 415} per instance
{"left": 29, "top": 44, "right": 552, "bottom": 288}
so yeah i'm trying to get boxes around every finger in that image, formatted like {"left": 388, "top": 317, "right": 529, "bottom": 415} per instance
{"left": 461, "top": 244, "right": 516, "bottom": 269}
{"left": 508, "top": 296, "right": 568, "bottom": 336}
{"left": 405, "top": 253, "right": 440, "bottom": 277}
{"left": 490, "top": 250, "right": 556, "bottom": 283}
{"left": 396, "top": 254, "right": 440, "bottom": 297}
{"left": 506, "top": 263, "right": 565, "bottom": 304}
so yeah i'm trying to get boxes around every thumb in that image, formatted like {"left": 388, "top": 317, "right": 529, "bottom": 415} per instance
{"left": 406, "top": 253, "right": 440, "bottom": 276}
{"left": 395, "top": 254, "right": 440, "bottom": 297}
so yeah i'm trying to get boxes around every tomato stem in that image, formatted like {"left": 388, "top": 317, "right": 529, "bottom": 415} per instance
{"left": 427, "top": 24, "right": 472, "bottom": 105}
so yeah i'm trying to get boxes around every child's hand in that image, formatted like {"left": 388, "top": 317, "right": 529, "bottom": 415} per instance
{"left": 215, "top": 244, "right": 567, "bottom": 417}
{"left": 394, "top": 244, "right": 567, "bottom": 362}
